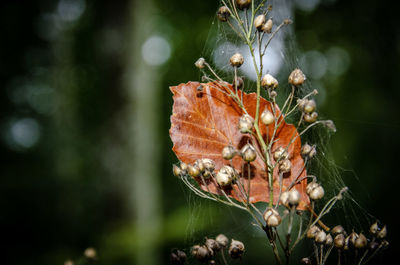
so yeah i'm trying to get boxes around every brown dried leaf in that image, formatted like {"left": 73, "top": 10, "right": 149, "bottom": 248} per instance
{"left": 170, "top": 81, "right": 309, "bottom": 209}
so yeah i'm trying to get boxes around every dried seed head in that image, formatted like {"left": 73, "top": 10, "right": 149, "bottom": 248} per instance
{"left": 84, "top": 248, "right": 97, "bottom": 260}
{"left": 233, "top": 76, "right": 244, "bottom": 89}
{"left": 217, "top": 6, "right": 230, "bottom": 22}
{"left": 215, "top": 234, "right": 229, "bottom": 247}
{"left": 288, "top": 189, "right": 300, "bottom": 206}
{"left": 209, "top": 260, "right": 216, "bottom": 265}
{"left": 270, "top": 90, "right": 277, "bottom": 98}
{"left": 229, "top": 239, "right": 245, "bottom": 259}
{"left": 192, "top": 245, "right": 212, "bottom": 262}
{"left": 307, "top": 182, "right": 324, "bottom": 200}
{"left": 377, "top": 225, "right": 387, "bottom": 239}
{"left": 370, "top": 222, "right": 379, "bottom": 235}
{"left": 180, "top": 162, "right": 188, "bottom": 172}
{"left": 279, "top": 159, "right": 291, "bottom": 173}
{"left": 307, "top": 225, "right": 320, "bottom": 239}
{"left": 254, "top": 14, "right": 266, "bottom": 31}
{"left": 261, "top": 109, "right": 274, "bottom": 125}
{"left": 343, "top": 236, "right": 350, "bottom": 250}
{"left": 188, "top": 164, "right": 200, "bottom": 177}
{"left": 280, "top": 191, "right": 290, "bottom": 208}
{"left": 170, "top": 249, "right": 187, "bottom": 265}
{"left": 222, "top": 145, "right": 236, "bottom": 160}
{"left": 273, "top": 147, "right": 288, "bottom": 161}
{"left": 236, "top": 0, "right": 251, "bottom": 10}
{"left": 195, "top": 58, "right": 206, "bottom": 69}
{"left": 304, "top": 99, "right": 316, "bottom": 113}
{"left": 238, "top": 114, "right": 254, "bottom": 133}
{"left": 261, "top": 74, "right": 278, "bottom": 89}
{"left": 315, "top": 230, "right": 327, "bottom": 244}
{"left": 355, "top": 233, "right": 368, "bottom": 249}
{"left": 288, "top": 68, "right": 306, "bottom": 86}
{"left": 194, "top": 159, "right": 205, "bottom": 172}
{"left": 304, "top": 112, "right": 318, "bottom": 123}
{"left": 216, "top": 165, "right": 236, "bottom": 187}
{"left": 301, "top": 257, "right": 311, "bottom": 265}
{"left": 173, "top": 164, "right": 182, "bottom": 177}
{"left": 230, "top": 53, "right": 244, "bottom": 67}
{"left": 349, "top": 232, "right": 359, "bottom": 246}
{"left": 334, "top": 234, "right": 345, "bottom": 248}
{"left": 283, "top": 19, "right": 292, "bottom": 25}
{"left": 325, "top": 234, "right": 333, "bottom": 246}
{"left": 263, "top": 207, "right": 282, "bottom": 227}
{"left": 323, "top": 120, "right": 337, "bottom": 133}
{"left": 205, "top": 238, "right": 221, "bottom": 252}
{"left": 201, "top": 158, "right": 215, "bottom": 172}
{"left": 241, "top": 144, "right": 257, "bottom": 162}
{"left": 301, "top": 144, "right": 316, "bottom": 159}
{"left": 262, "top": 19, "right": 273, "bottom": 33}
{"left": 331, "top": 225, "right": 345, "bottom": 236}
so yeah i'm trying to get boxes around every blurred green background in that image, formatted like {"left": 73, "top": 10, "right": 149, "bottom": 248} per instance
{"left": 0, "top": 0, "right": 398, "bottom": 264}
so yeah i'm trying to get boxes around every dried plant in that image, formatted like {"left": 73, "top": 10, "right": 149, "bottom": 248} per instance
{"left": 169, "top": 1, "right": 388, "bottom": 264}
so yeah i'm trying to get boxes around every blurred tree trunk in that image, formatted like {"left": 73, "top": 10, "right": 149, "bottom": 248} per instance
{"left": 124, "top": 0, "right": 162, "bottom": 264}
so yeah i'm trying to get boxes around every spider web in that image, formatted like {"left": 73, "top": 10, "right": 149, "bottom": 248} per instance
{"left": 183, "top": 0, "right": 379, "bottom": 258}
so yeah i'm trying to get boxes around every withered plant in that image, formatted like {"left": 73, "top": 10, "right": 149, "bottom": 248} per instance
{"left": 169, "top": 1, "right": 388, "bottom": 264}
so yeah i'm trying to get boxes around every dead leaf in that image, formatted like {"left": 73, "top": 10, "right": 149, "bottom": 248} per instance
{"left": 170, "top": 81, "right": 309, "bottom": 209}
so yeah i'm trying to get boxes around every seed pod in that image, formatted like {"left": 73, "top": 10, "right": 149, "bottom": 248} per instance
{"left": 263, "top": 207, "right": 282, "bottom": 227}
{"left": 377, "top": 225, "right": 387, "bottom": 239}
{"left": 230, "top": 53, "right": 244, "bottom": 67}
{"left": 238, "top": 114, "right": 254, "bottom": 133}
{"left": 315, "top": 230, "right": 327, "bottom": 244}
{"left": 334, "top": 234, "right": 345, "bottom": 248}
{"left": 307, "top": 225, "right": 320, "bottom": 239}
{"left": 343, "top": 236, "right": 350, "bottom": 250}
{"left": 170, "top": 249, "right": 187, "bottom": 265}
{"left": 229, "top": 239, "right": 245, "bottom": 259}
{"left": 216, "top": 165, "right": 236, "bottom": 187}
{"left": 310, "top": 185, "right": 324, "bottom": 200}
{"left": 84, "top": 248, "right": 97, "bottom": 260}
{"left": 232, "top": 76, "right": 244, "bottom": 89}
{"left": 288, "top": 189, "right": 300, "bottom": 206}
{"left": 304, "top": 99, "right": 316, "bottom": 113}
{"left": 241, "top": 144, "right": 257, "bottom": 162}
{"left": 194, "top": 58, "right": 206, "bottom": 69}
{"left": 355, "top": 233, "right": 368, "bottom": 249}
{"left": 261, "top": 74, "right": 278, "bottom": 89}
{"left": 273, "top": 147, "right": 288, "bottom": 161}
{"left": 304, "top": 112, "right": 318, "bottom": 123}
{"left": 195, "top": 159, "right": 205, "bottom": 172}
{"left": 201, "top": 158, "right": 215, "bottom": 172}
{"left": 283, "top": 19, "right": 292, "bottom": 25}
{"left": 205, "top": 238, "right": 221, "bottom": 252}
{"left": 270, "top": 90, "right": 277, "bottom": 98}
{"left": 217, "top": 6, "right": 230, "bottom": 22}
{"left": 349, "top": 232, "right": 358, "bottom": 247}
{"left": 173, "top": 164, "right": 182, "bottom": 177}
{"left": 254, "top": 14, "right": 266, "bottom": 31}
{"left": 288, "top": 68, "right": 306, "bottom": 86}
{"left": 188, "top": 164, "right": 200, "bottom": 177}
{"left": 370, "top": 222, "right": 379, "bottom": 235}
{"left": 261, "top": 109, "right": 274, "bottom": 125}
{"left": 279, "top": 159, "right": 291, "bottom": 173}
{"left": 325, "top": 234, "right": 333, "bottom": 246}
{"left": 236, "top": 0, "right": 251, "bottom": 10}
{"left": 222, "top": 145, "right": 236, "bottom": 160}
{"left": 280, "top": 191, "right": 290, "bottom": 208}
{"left": 262, "top": 18, "right": 273, "bottom": 33}
{"left": 215, "top": 234, "right": 229, "bottom": 247}
{"left": 209, "top": 260, "right": 216, "bottom": 265}
{"left": 64, "top": 260, "right": 74, "bottom": 265}
{"left": 331, "top": 225, "right": 345, "bottom": 236}
{"left": 307, "top": 182, "right": 324, "bottom": 200}
{"left": 180, "top": 162, "right": 188, "bottom": 172}
{"left": 192, "top": 245, "right": 212, "bottom": 262}
{"left": 301, "top": 257, "right": 311, "bottom": 265}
